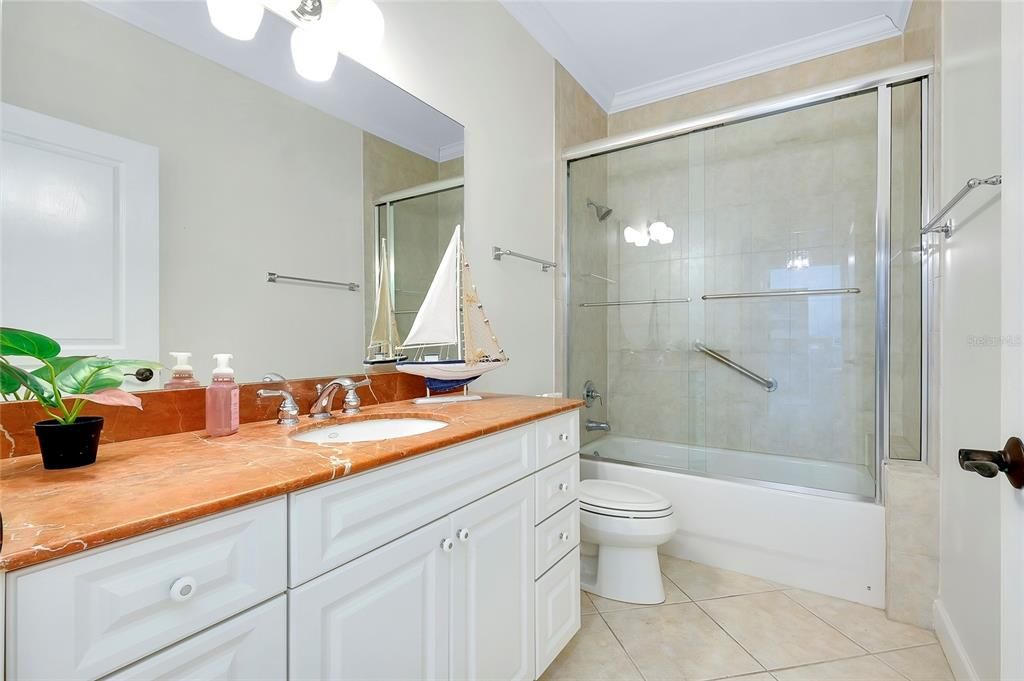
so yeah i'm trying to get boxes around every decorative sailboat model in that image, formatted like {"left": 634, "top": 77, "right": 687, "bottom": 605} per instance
{"left": 365, "top": 239, "right": 405, "bottom": 365}
{"left": 397, "top": 225, "right": 508, "bottom": 403}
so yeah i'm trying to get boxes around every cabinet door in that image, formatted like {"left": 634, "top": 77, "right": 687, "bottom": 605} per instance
{"left": 289, "top": 517, "right": 451, "bottom": 681}
{"left": 451, "top": 478, "right": 535, "bottom": 681}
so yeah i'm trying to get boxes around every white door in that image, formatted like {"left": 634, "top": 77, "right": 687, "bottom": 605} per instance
{"left": 1001, "top": 2, "right": 1024, "bottom": 678}
{"left": 1, "top": 104, "right": 159, "bottom": 370}
{"left": 450, "top": 477, "right": 535, "bottom": 681}
{"left": 288, "top": 516, "right": 451, "bottom": 681}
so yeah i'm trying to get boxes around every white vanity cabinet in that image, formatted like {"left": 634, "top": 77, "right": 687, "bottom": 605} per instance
{"left": 3, "top": 410, "right": 581, "bottom": 681}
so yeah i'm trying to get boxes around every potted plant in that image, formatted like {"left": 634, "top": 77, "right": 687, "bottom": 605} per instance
{"left": 0, "top": 327, "right": 161, "bottom": 470}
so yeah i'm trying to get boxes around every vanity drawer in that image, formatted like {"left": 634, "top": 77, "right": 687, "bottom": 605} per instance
{"left": 6, "top": 500, "right": 287, "bottom": 681}
{"left": 535, "top": 547, "right": 581, "bottom": 677}
{"left": 535, "top": 502, "right": 579, "bottom": 578}
{"left": 536, "top": 411, "right": 580, "bottom": 469}
{"left": 535, "top": 454, "right": 579, "bottom": 522}
{"left": 289, "top": 424, "right": 534, "bottom": 586}
{"left": 102, "top": 596, "right": 286, "bottom": 680}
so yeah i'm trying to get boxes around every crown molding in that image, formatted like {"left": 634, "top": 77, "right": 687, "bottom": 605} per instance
{"left": 608, "top": 14, "right": 902, "bottom": 114}
{"left": 438, "top": 140, "right": 465, "bottom": 162}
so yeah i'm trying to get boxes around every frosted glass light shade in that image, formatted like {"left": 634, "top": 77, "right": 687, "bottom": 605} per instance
{"left": 329, "top": 0, "right": 385, "bottom": 60}
{"left": 207, "top": 0, "right": 264, "bottom": 41}
{"left": 291, "top": 25, "right": 338, "bottom": 82}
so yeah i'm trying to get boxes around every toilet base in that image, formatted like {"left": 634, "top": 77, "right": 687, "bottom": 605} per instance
{"left": 581, "top": 543, "right": 666, "bottom": 605}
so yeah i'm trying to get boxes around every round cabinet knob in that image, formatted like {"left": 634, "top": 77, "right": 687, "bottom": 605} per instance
{"left": 457, "top": 528, "right": 470, "bottom": 542}
{"left": 558, "top": 482, "right": 570, "bottom": 492}
{"left": 441, "top": 538, "right": 454, "bottom": 552}
{"left": 559, "top": 433, "right": 570, "bottom": 442}
{"left": 170, "top": 576, "right": 197, "bottom": 603}
{"left": 559, "top": 531, "right": 571, "bottom": 542}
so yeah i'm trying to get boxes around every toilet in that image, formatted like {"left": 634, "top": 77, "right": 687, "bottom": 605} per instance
{"left": 579, "top": 479, "right": 676, "bottom": 605}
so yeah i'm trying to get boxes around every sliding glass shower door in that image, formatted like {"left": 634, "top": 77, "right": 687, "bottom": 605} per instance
{"left": 567, "top": 80, "right": 926, "bottom": 500}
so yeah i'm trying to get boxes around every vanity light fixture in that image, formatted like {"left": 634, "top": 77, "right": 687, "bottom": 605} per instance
{"left": 207, "top": 0, "right": 385, "bottom": 82}
{"left": 649, "top": 220, "right": 674, "bottom": 245}
{"left": 206, "top": 0, "right": 265, "bottom": 41}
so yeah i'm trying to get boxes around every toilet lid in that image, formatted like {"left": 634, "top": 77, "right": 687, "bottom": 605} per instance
{"left": 579, "top": 479, "right": 672, "bottom": 514}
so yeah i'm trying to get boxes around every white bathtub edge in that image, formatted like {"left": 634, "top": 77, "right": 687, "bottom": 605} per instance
{"left": 582, "top": 458, "right": 886, "bottom": 608}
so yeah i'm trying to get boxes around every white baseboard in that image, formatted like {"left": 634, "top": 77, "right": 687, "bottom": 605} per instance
{"left": 933, "top": 600, "right": 981, "bottom": 681}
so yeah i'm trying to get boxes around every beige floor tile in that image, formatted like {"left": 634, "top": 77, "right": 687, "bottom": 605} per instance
{"left": 581, "top": 590, "right": 597, "bottom": 615}
{"left": 772, "top": 655, "right": 905, "bottom": 680}
{"left": 540, "top": 614, "right": 642, "bottom": 681}
{"left": 661, "top": 555, "right": 779, "bottom": 601}
{"left": 875, "top": 644, "right": 955, "bottom": 681}
{"left": 699, "top": 592, "right": 865, "bottom": 670}
{"left": 603, "top": 602, "right": 764, "bottom": 681}
{"left": 726, "top": 675, "right": 775, "bottom": 681}
{"left": 785, "top": 589, "right": 936, "bottom": 652}
{"left": 588, "top": 575, "right": 691, "bottom": 612}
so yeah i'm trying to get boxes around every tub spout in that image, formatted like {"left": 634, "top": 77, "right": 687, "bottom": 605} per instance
{"left": 586, "top": 419, "right": 611, "bottom": 432}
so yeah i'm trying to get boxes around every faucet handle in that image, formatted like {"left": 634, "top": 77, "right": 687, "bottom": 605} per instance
{"left": 262, "top": 372, "right": 288, "bottom": 383}
{"left": 339, "top": 377, "right": 371, "bottom": 390}
{"left": 257, "top": 388, "right": 300, "bottom": 426}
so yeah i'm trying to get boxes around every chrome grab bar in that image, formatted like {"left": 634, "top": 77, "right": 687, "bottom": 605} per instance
{"left": 694, "top": 342, "right": 778, "bottom": 392}
{"left": 267, "top": 272, "right": 359, "bottom": 291}
{"left": 492, "top": 246, "right": 557, "bottom": 272}
{"left": 702, "top": 287, "right": 860, "bottom": 301}
{"left": 922, "top": 175, "right": 1001, "bottom": 239}
{"left": 579, "top": 297, "right": 691, "bottom": 307}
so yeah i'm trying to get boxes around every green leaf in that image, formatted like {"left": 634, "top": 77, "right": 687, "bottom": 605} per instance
{"left": 0, "top": 363, "right": 59, "bottom": 407}
{"left": 54, "top": 357, "right": 123, "bottom": 395}
{"left": 0, "top": 327, "right": 61, "bottom": 359}
{"left": 0, "top": 366, "right": 21, "bottom": 395}
{"left": 30, "top": 356, "right": 87, "bottom": 382}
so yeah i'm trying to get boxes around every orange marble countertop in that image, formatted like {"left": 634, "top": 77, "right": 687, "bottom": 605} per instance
{"left": 0, "top": 394, "right": 583, "bottom": 572}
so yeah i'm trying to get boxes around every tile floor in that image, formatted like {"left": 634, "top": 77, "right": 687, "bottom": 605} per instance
{"left": 542, "top": 556, "right": 954, "bottom": 681}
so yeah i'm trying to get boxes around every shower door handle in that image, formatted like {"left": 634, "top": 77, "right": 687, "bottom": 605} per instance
{"left": 958, "top": 437, "right": 1024, "bottom": 489}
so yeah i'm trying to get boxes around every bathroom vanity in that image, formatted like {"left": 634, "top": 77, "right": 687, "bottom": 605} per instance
{"left": 1, "top": 400, "right": 582, "bottom": 680}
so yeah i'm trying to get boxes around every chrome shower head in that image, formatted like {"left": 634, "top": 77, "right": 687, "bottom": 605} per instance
{"left": 586, "top": 199, "right": 613, "bottom": 222}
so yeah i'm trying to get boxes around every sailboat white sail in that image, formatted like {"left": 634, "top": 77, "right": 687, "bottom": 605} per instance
{"left": 397, "top": 225, "right": 508, "bottom": 399}
{"left": 365, "top": 239, "right": 404, "bottom": 364}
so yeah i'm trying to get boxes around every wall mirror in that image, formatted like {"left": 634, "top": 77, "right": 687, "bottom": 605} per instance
{"left": 0, "top": 0, "right": 464, "bottom": 388}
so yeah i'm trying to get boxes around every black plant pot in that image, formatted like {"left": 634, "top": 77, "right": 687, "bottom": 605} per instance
{"left": 34, "top": 416, "right": 104, "bottom": 470}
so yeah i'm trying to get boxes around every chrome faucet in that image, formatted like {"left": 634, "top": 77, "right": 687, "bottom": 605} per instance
{"left": 586, "top": 419, "right": 611, "bottom": 432}
{"left": 310, "top": 376, "right": 371, "bottom": 419}
{"left": 257, "top": 373, "right": 300, "bottom": 426}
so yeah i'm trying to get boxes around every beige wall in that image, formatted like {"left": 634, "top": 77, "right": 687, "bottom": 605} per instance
{"left": 556, "top": 63, "right": 609, "bottom": 437}
{"left": 2, "top": 1, "right": 366, "bottom": 383}
{"left": 363, "top": 1, "right": 557, "bottom": 394}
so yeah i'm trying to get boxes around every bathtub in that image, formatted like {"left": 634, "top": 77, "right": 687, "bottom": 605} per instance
{"left": 580, "top": 435, "right": 886, "bottom": 607}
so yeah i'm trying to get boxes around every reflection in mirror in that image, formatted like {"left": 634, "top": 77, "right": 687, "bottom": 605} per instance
{"left": 1, "top": 0, "right": 464, "bottom": 390}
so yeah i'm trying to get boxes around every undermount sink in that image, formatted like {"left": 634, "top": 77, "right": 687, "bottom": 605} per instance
{"left": 291, "top": 418, "right": 448, "bottom": 444}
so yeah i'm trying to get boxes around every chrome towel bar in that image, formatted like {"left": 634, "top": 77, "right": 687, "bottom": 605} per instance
{"left": 492, "top": 247, "right": 557, "bottom": 272}
{"left": 266, "top": 272, "right": 359, "bottom": 291}
{"left": 694, "top": 341, "right": 778, "bottom": 392}
{"left": 922, "top": 175, "right": 1002, "bottom": 239}
{"left": 579, "top": 297, "right": 691, "bottom": 307}
{"left": 702, "top": 287, "right": 860, "bottom": 301}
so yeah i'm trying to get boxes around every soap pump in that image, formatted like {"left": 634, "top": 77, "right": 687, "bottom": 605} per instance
{"left": 165, "top": 352, "right": 200, "bottom": 389}
{"left": 206, "top": 353, "right": 239, "bottom": 437}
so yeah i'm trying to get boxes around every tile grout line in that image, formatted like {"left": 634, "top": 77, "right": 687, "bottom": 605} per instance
{"left": 591, "top": 597, "right": 649, "bottom": 681}
{"left": 692, "top": 598, "right": 770, "bottom": 676}
{"left": 871, "top": 651, "right": 917, "bottom": 681}
{"left": 778, "top": 590, "right": 872, "bottom": 656}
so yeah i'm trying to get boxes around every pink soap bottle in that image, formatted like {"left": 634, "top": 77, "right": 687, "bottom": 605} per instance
{"left": 206, "top": 353, "right": 239, "bottom": 437}
{"left": 165, "top": 352, "right": 201, "bottom": 389}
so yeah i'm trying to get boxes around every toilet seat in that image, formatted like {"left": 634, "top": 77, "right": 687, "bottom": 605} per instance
{"left": 579, "top": 480, "right": 673, "bottom": 519}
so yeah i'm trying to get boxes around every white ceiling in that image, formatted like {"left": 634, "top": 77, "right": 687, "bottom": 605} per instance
{"left": 502, "top": 0, "right": 913, "bottom": 113}
{"left": 87, "top": 1, "right": 464, "bottom": 162}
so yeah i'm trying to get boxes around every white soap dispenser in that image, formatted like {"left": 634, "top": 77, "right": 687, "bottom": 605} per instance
{"left": 164, "top": 352, "right": 201, "bottom": 389}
